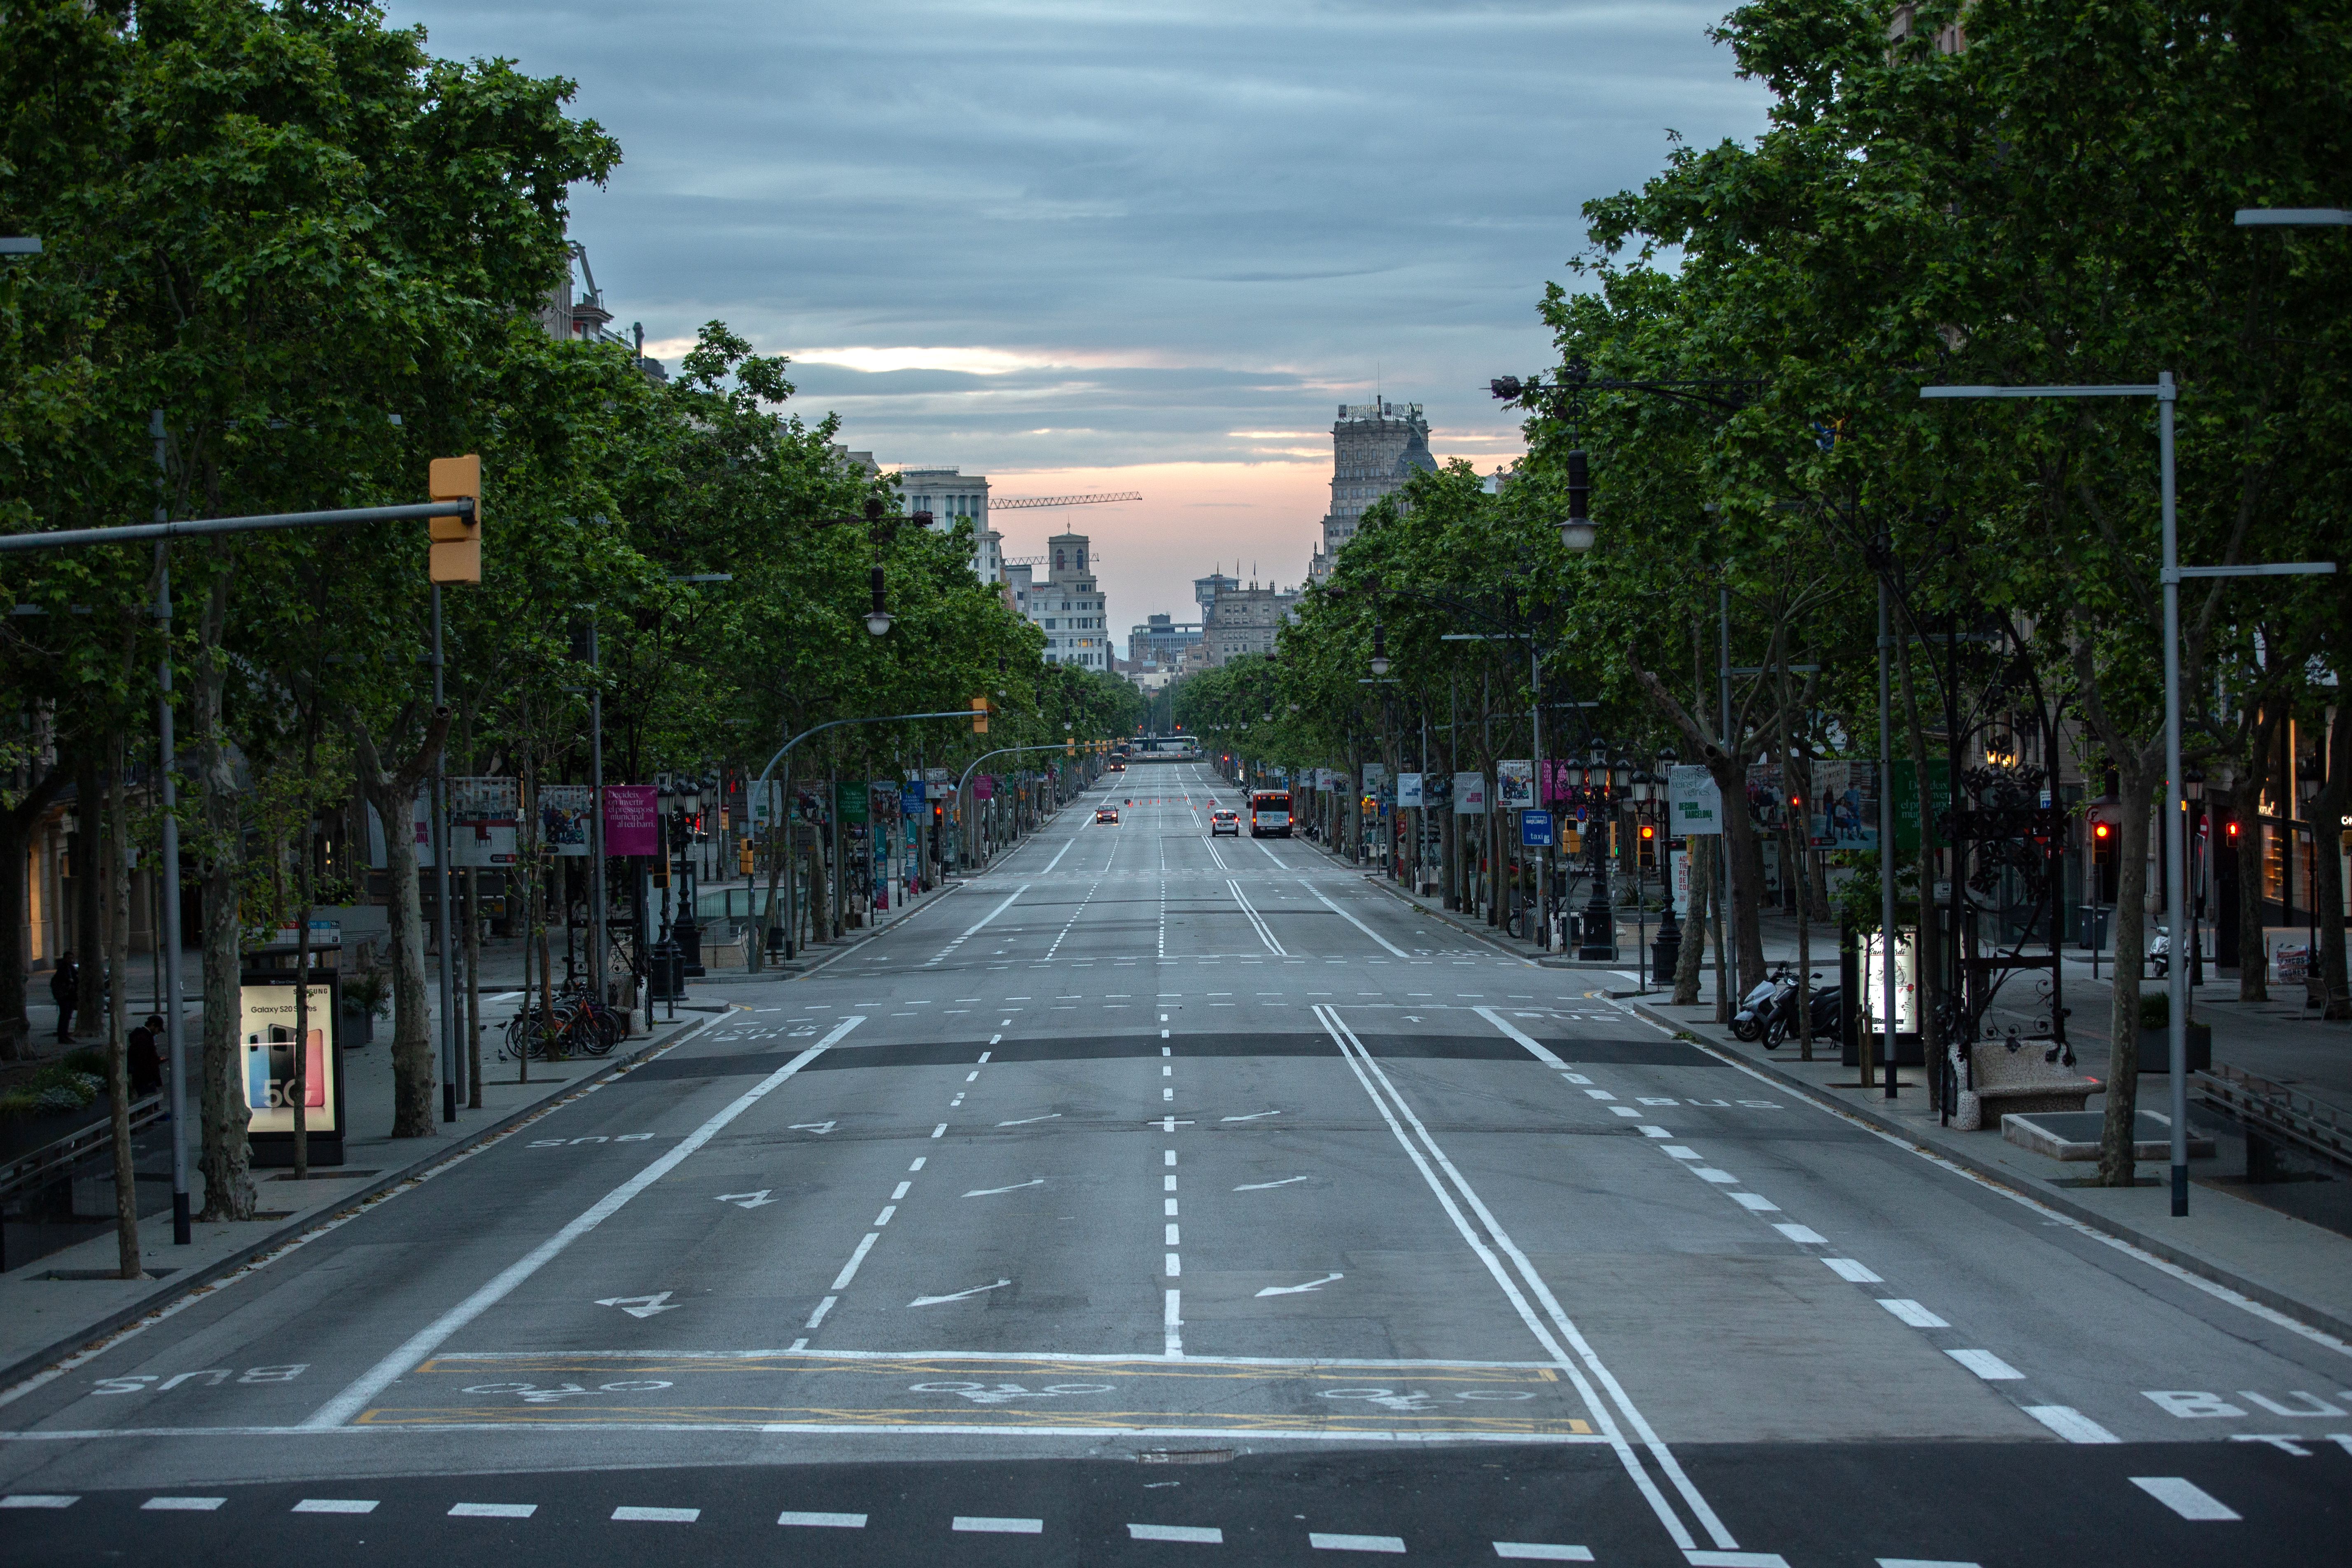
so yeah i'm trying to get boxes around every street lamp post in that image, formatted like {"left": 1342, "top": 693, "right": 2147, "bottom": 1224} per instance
{"left": 1649, "top": 752, "right": 1683, "bottom": 981}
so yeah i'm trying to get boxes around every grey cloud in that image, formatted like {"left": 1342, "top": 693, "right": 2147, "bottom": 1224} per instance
{"left": 387, "top": 0, "right": 1768, "bottom": 472}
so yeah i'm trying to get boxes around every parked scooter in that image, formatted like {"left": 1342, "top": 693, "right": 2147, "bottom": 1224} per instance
{"left": 1730, "top": 965, "right": 1792, "bottom": 1042}
{"left": 2148, "top": 927, "right": 2172, "bottom": 978}
{"left": 1764, "top": 977, "right": 1842, "bottom": 1048}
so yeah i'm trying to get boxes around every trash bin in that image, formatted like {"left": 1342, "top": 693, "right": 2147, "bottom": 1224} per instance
{"left": 647, "top": 940, "right": 685, "bottom": 1001}
{"left": 2078, "top": 904, "right": 2111, "bottom": 951}
{"left": 673, "top": 913, "right": 705, "bottom": 978}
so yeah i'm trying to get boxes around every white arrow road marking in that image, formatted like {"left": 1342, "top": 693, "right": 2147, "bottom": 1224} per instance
{"left": 1235, "top": 1176, "right": 1312, "bottom": 1191}
{"left": 595, "top": 1292, "right": 681, "bottom": 1318}
{"left": 1222, "top": 1110, "right": 1281, "bottom": 1122}
{"left": 909, "top": 1279, "right": 1013, "bottom": 1308}
{"left": 787, "top": 1122, "right": 838, "bottom": 1135}
{"left": 996, "top": 1113, "right": 1061, "bottom": 1126}
{"left": 1257, "top": 1273, "right": 1344, "bottom": 1297}
{"left": 962, "top": 1179, "right": 1046, "bottom": 1197}
{"left": 716, "top": 1191, "right": 777, "bottom": 1209}
{"left": 300, "top": 1012, "right": 858, "bottom": 1429}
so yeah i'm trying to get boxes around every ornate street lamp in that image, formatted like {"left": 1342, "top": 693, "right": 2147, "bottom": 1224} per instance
{"left": 1579, "top": 742, "right": 1616, "bottom": 959}
{"left": 1369, "top": 621, "right": 1390, "bottom": 678}
{"left": 1650, "top": 749, "right": 1683, "bottom": 979}
{"left": 865, "top": 564, "right": 894, "bottom": 637}
{"left": 1560, "top": 449, "right": 1595, "bottom": 552}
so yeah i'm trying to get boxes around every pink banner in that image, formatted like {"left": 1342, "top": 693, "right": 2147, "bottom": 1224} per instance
{"left": 975, "top": 775, "right": 995, "bottom": 801}
{"left": 603, "top": 785, "right": 659, "bottom": 856}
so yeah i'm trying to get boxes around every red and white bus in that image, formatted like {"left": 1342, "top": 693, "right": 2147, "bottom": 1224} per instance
{"left": 1248, "top": 790, "right": 1293, "bottom": 838}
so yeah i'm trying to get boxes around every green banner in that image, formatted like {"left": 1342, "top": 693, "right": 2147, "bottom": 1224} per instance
{"left": 1890, "top": 758, "right": 1952, "bottom": 857}
{"left": 834, "top": 780, "right": 869, "bottom": 824}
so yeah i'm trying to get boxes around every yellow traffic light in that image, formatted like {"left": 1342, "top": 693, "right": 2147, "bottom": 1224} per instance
{"left": 1065, "top": 737, "right": 1075, "bottom": 756}
{"left": 972, "top": 696, "right": 990, "bottom": 734}
{"left": 428, "top": 454, "right": 482, "bottom": 584}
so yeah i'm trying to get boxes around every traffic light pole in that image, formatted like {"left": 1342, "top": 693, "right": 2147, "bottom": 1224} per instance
{"left": 432, "top": 586, "right": 457, "bottom": 1122}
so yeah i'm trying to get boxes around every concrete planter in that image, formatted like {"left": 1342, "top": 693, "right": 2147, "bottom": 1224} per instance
{"left": 2136, "top": 1022, "right": 2211, "bottom": 1074}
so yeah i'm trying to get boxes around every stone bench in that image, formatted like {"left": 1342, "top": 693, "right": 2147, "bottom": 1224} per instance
{"left": 1952, "top": 1036, "right": 2100, "bottom": 1131}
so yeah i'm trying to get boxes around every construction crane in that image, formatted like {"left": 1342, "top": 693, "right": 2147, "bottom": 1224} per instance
{"left": 990, "top": 491, "right": 1142, "bottom": 510}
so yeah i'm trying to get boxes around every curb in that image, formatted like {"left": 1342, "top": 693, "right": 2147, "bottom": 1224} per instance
{"left": 0, "top": 1009, "right": 727, "bottom": 1398}
{"left": 1347, "top": 859, "right": 1581, "bottom": 968}
{"left": 1623, "top": 998, "right": 2352, "bottom": 1347}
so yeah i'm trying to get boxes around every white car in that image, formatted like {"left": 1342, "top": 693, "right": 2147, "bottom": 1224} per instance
{"left": 1210, "top": 809, "right": 1240, "bottom": 836}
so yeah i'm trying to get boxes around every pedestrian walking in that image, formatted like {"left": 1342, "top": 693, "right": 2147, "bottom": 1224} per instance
{"left": 128, "top": 1014, "right": 165, "bottom": 1097}
{"left": 50, "top": 951, "right": 79, "bottom": 1043}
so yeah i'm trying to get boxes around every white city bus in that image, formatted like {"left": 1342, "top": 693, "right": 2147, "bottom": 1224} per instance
{"left": 1248, "top": 789, "right": 1293, "bottom": 838}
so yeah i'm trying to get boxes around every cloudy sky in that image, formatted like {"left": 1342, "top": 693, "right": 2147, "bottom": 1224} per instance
{"left": 383, "top": 0, "right": 1770, "bottom": 624}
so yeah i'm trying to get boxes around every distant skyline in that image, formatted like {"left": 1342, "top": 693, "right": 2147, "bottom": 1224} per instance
{"left": 383, "top": 0, "right": 1772, "bottom": 625}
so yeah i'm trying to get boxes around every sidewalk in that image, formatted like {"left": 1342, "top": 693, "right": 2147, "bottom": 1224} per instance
{"left": 0, "top": 1004, "right": 726, "bottom": 1396}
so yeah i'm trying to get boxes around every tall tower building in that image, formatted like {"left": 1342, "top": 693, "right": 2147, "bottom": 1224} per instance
{"left": 1019, "top": 532, "right": 1110, "bottom": 669}
{"left": 1308, "top": 400, "right": 1435, "bottom": 580}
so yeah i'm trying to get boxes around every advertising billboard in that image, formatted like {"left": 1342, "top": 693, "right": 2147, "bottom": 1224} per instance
{"left": 241, "top": 977, "right": 343, "bottom": 1164}
{"left": 539, "top": 784, "right": 595, "bottom": 856}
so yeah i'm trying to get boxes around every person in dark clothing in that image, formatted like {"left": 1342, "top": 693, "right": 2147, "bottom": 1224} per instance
{"left": 128, "top": 1014, "right": 165, "bottom": 1097}
{"left": 49, "top": 952, "right": 79, "bottom": 1043}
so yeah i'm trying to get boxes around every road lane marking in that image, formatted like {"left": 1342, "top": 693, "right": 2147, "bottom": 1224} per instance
{"left": 911, "top": 1279, "right": 1013, "bottom": 1307}
{"left": 450, "top": 1503, "right": 536, "bottom": 1517}
{"left": 2129, "top": 1477, "right": 2239, "bottom": 1521}
{"left": 964, "top": 1180, "right": 1046, "bottom": 1197}
{"left": 142, "top": 1497, "right": 224, "bottom": 1510}
{"left": 301, "top": 1014, "right": 867, "bottom": 1429}
{"left": 1474, "top": 1008, "right": 1564, "bottom": 1064}
{"left": 955, "top": 1516, "right": 1043, "bottom": 1533}
{"left": 2023, "top": 1406, "right": 2119, "bottom": 1444}
{"left": 830, "top": 1235, "right": 881, "bottom": 1291}
{"left": 779, "top": 1511, "right": 867, "bottom": 1527}
{"left": 1876, "top": 1299, "right": 1949, "bottom": 1329}
{"left": 1257, "top": 1273, "right": 1344, "bottom": 1297}
{"left": 1165, "top": 1290, "right": 1184, "bottom": 1358}
{"left": 1945, "top": 1349, "right": 2023, "bottom": 1381}
{"left": 1494, "top": 1547, "right": 1593, "bottom": 1562}
{"left": 1311, "top": 1533, "right": 1404, "bottom": 1553}
{"left": 1822, "top": 1259, "right": 1882, "bottom": 1283}
{"left": 1313, "top": 1006, "right": 1725, "bottom": 1555}
{"left": 1236, "top": 1177, "right": 1311, "bottom": 1191}
{"left": 613, "top": 1505, "right": 699, "bottom": 1522}
{"left": 0, "top": 1496, "right": 77, "bottom": 1509}
{"left": 1132, "top": 1522, "right": 1221, "bottom": 1542}
{"left": 997, "top": 1113, "right": 1061, "bottom": 1126}
{"left": 292, "top": 1499, "right": 377, "bottom": 1514}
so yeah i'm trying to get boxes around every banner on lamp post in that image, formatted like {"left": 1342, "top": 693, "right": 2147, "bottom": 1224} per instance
{"left": 1397, "top": 771, "right": 1425, "bottom": 808}
{"left": 1453, "top": 772, "right": 1488, "bottom": 816}
{"left": 602, "top": 785, "right": 659, "bottom": 856}
{"left": 539, "top": 785, "right": 595, "bottom": 856}
{"left": 1497, "top": 759, "right": 1534, "bottom": 809}
{"left": 1667, "top": 765, "right": 1722, "bottom": 835}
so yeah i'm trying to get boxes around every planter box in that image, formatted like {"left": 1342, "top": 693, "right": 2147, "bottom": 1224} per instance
{"left": 2136, "top": 1022, "right": 2211, "bottom": 1074}
{"left": 339, "top": 1005, "right": 375, "bottom": 1047}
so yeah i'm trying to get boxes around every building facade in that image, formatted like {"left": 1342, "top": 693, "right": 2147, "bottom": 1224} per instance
{"left": 1201, "top": 580, "right": 1299, "bottom": 666}
{"left": 895, "top": 465, "right": 1003, "bottom": 583}
{"left": 1010, "top": 532, "right": 1111, "bottom": 669}
{"left": 1308, "top": 400, "right": 1436, "bottom": 580}
{"left": 1129, "top": 613, "right": 1204, "bottom": 670}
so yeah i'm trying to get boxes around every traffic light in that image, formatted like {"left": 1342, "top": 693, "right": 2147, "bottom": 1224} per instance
{"left": 428, "top": 454, "right": 482, "bottom": 584}
{"left": 971, "top": 696, "right": 990, "bottom": 734}
{"left": 1066, "top": 736, "right": 1075, "bottom": 756}
{"left": 1639, "top": 820, "right": 1657, "bottom": 867}
{"left": 2092, "top": 819, "right": 2112, "bottom": 852}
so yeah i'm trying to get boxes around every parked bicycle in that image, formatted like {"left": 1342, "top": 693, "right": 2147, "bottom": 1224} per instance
{"left": 500, "top": 984, "right": 620, "bottom": 1061}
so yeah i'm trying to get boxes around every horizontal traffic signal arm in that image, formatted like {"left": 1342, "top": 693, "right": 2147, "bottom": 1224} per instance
{"left": 0, "top": 479, "right": 480, "bottom": 556}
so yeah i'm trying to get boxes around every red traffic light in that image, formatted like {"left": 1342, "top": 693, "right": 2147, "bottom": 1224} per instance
{"left": 2226, "top": 820, "right": 2240, "bottom": 838}
{"left": 1639, "top": 823, "right": 1656, "bottom": 841}
{"left": 2093, "top": 821, "right": 2111, "bottom": 840}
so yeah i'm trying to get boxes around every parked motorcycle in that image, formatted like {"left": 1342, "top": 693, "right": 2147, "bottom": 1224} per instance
{"left": 2148, "top": 927, "right": 2171, "bottom": 978}
{"left": 1730, "top": 966, "right": 1791, "bottom": 1041}
{"left": 1764, "top": 979, "right": 1842, "bottom": 1048}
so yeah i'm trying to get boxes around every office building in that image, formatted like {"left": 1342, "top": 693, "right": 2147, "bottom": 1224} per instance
{"left": 1010, "top": 532, "right": 1111, "bottom": 669}
{"left": 895, "top": 465, "right": 1003, "bottom": 583}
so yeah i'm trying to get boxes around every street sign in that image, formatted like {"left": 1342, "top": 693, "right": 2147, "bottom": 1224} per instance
{"left": 1520, "top": 809, "right": 1555, "bottom": 848}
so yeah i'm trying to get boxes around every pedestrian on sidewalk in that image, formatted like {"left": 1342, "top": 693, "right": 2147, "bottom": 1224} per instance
{"left": 50, "top": 951, "right": 80, "bottom": 1043}
{"left": 128, "top": 1014, "right": 164, "bottom": 1097}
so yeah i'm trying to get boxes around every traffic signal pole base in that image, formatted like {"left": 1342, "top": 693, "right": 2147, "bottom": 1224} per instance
{"left": 173, "top": 1191, "right": 191, "bottom": 1246}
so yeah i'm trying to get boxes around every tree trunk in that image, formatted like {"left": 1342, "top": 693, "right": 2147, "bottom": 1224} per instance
{"left": 2095, "top": 763, "right": 2158, "bottom": 1186}
{"left": 2228, "top": 707, "right": 2282, "bottom": 1002}
{"left": 104, "top": 737, "right": 142, "bottom": 1277}
{"left": 1892, "top": 625, "right": 1944, "bottom": 1112}
{"left": 1673, "top": 834, "right": 1710, "bottom": 1005}
{"left": 346, "top": 708, "right": 450, "bottom": 1139}
{"left": 194, "top": 574, "right": 255, "bottom": 1222}
{"left": 465, "top": 867, "right": 483, "bottom": 1105}
{"left": 74, "top": 753, "right": 105, "bottom": 1031}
